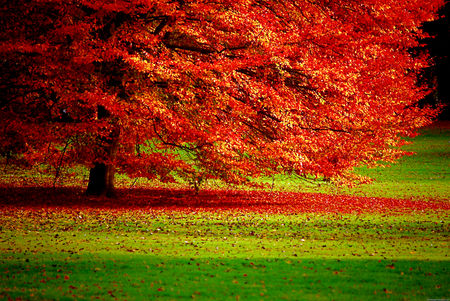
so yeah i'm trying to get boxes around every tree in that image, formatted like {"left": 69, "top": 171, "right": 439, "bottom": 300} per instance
{"left": 0, "top": 0, "right": 444, "bottom": 196}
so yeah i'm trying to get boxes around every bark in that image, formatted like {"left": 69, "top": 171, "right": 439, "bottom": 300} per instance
{"left": 85, "top": 130, "right": 119, "bottom": 197}
{"left": 86, "top": 106, "right": 119, "bottom": 197}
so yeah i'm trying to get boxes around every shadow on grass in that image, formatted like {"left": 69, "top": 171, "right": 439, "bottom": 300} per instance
{"left": 1, "top": 186, "right": 449, "bottom": 214}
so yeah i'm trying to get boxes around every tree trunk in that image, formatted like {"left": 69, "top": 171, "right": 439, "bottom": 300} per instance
{"left": 85, "top": 162, "right": 116, "bottom": 197}
{"left": 85, "top": 131, "right": 119, "bottom": 197}
{"left": 86, "top": 105, "right": 119, "bottom": 197}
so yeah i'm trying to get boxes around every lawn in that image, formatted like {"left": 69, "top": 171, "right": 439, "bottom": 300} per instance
{"left": 1, "top": 122, "right": 449, "bottom": 300}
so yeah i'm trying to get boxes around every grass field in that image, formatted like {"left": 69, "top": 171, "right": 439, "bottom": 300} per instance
{"left": 1, "top": 122, "right": 449, "bottom": 300}
{"left": 1, "top": 207, "right": 449, "bottom": 300}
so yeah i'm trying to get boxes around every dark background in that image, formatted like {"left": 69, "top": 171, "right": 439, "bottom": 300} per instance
{"left": 421, "top": 1, "right": 450, "bottom": 120}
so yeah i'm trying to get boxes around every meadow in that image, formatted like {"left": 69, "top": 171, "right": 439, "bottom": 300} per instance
{"left": 1, "top": 122, "right": 449, "bottom": 300}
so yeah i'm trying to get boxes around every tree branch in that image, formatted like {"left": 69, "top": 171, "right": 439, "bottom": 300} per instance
{"left": 152, "top": 122, "right": 211, "bottom": 151}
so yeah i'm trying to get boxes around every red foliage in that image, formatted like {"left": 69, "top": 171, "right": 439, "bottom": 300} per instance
{"left": 0, "top": 0, "right": 445, "bottom": 189}
{"left": 1, "top": 187, "right": 448, "bottom": 215}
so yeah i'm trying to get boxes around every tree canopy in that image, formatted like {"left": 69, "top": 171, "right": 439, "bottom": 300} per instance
{"left": 0, "top": 0, "right": 444, "bottom": 195}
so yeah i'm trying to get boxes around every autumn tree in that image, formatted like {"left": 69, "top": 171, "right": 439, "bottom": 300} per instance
{"left": 0, "top": 0, "right": 444, "bottom": 196}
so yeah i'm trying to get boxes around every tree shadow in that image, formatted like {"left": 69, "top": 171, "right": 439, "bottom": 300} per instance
{"left": 0, "top": 186, "right": 288, "bottom": 210}
{"left": 0, "top": 186, "right": 448, "bottom": 214}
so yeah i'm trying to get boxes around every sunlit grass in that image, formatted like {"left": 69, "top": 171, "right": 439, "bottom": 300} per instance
{"left": 2, "top": 210, "right": 449, "bottom": 260}
{"left": 1, "top": 210, "right": 449, "bottom": 300}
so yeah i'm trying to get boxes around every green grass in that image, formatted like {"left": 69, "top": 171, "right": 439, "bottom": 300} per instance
{"left": 2, "top": 254, "right": 449, "bottom": 300}
{"left": 2, "top": 211, "right": 449, "bottom": 260}
{"left": 1, "top": 211, "right": 450, "bottom": 300}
